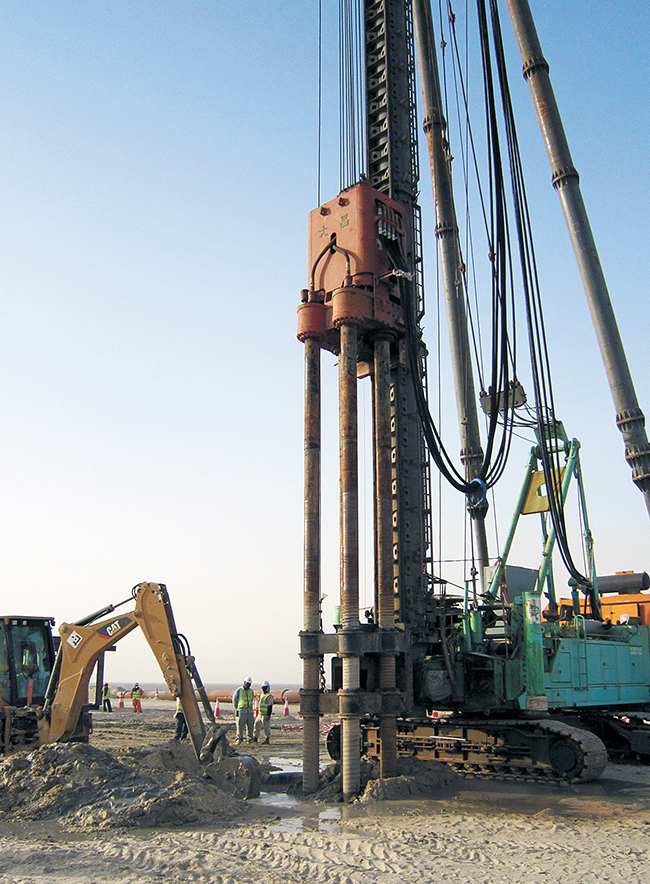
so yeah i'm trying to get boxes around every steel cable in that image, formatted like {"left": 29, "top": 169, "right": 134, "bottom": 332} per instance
{"left": 482, "top": 0, "right": 590, "bottom": 588}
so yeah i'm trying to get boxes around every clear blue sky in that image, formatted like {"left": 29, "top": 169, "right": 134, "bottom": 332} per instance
{"left": 0, "top": 1, "right": 648, "bottom": 685}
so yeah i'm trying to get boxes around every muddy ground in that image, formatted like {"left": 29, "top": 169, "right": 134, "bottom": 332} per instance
{"left": 89, "top": 699, "right": 326, "bottom": 767}
{"left": 2, "top": 700, "right": 650, "bottom": 883}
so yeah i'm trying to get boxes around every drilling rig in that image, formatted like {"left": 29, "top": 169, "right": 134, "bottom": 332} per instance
{"left": 298, "top": 0, "right": 650, "bottom": 800}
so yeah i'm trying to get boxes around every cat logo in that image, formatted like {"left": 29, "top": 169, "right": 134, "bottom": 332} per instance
{"left": 97, "top": 617, "right": 131, "bottom": 640}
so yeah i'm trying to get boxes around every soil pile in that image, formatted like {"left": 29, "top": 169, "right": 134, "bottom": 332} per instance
{"left": 360, "top": 755, "right": 458, "bottom": 800}
{"left": 305, "top": 755, "right": 458, "bottom": 802}
{"left": 203, "top": 755, "right": 263, "bottom": 799}
{"left": 0, "top": 740, "right": 246, "bottom": 829}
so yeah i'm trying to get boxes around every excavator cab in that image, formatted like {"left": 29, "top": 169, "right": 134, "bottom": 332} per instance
{"left": 0, "top": 617, "right": 56, "bottom": 707}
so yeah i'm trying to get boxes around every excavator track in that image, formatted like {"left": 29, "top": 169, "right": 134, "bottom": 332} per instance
{"left": 357, "top": 717, "right": 608, "bottom": 783}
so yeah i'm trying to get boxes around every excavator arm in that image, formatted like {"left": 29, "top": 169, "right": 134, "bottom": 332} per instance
{"left": 38, "top": 582, "right": 208, "bottom": 757}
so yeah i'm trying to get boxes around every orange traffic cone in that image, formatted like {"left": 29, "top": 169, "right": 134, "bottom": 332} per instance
{"left": 154, "top": 688, "right": 159, "bottom": 699}
{"left": 254, "top": 699, "right": 259, "bottom": 718}
{"left": 118, "top": 692, "right": 124, "bottom": 709}
{"left": 283, "top": 698, "right": 290, "bottom": 717}
{"left": 214, "top": 699, "right": 220, "bottom": 718}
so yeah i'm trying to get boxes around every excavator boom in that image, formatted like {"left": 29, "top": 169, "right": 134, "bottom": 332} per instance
{"left": 38, "top": 582, "right": 208, "bottom": 757}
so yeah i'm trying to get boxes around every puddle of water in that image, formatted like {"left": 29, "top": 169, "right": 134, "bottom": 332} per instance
{"left": 251, "top": 788, "right": 343, "bottom": 834}
{"left": 264, "top": 806, "right": 342, "bottom": 835}
{"left": 268, "top": 756, "right": 302, "bottom": 773}
{"left": 255, "top": 792, "right": 300, "bottom": 809}
{"left": 252, "top": 760, "right": 650, "bottom": 829}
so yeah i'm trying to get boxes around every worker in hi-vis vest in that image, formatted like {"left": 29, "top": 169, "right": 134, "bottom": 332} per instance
{"left": 101, "top": 683, "right": 112, "bottom": 713}
{"left": 232, "top": 676, "right": 254, "bottom": 744}
{"left": 131, "top": 683, "right": 142, "bottom": 713}
{"left": 253, "top": 680, "right": 274, "bottom": 744}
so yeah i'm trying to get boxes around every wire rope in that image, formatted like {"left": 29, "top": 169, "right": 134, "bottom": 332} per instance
{"left": 338, "top": 0, "right": 366, "bottom": 190}
{"left": 318, "top": 0, "right": 323, "bottom": 206}
{"left": 403, "top": 0, "right": 586, "bottom": 595}
{"left": 480, "top": 0, "right": 590, "bottom": 588}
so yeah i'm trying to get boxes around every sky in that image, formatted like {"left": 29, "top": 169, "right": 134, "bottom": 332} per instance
{"left": 0, "top": 1, "right": 648, "bottom": 687}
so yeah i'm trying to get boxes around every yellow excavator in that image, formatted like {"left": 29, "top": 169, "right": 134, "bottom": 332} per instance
{"left": 0, "top": 582, "right": 213, "bottom": 757}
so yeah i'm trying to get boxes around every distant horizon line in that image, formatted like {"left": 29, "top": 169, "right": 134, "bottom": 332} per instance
{"left": 91, "top": 681, "right": 304, "bottom": 690}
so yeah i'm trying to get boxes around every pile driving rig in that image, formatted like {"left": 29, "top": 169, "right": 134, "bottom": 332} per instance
{"left": 298, "top": 0, "right": 650, "bottom": 800}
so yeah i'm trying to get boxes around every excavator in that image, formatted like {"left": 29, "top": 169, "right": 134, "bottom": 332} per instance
{"left": 298, "top": 0, "right": 650, "bottom": 799}
{"left": 0, "top": 582, "right": 214, "bottom": 758}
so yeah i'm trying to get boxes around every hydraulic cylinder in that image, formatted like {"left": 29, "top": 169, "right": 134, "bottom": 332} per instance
{"left": 506, "top": 0, "right": 650, "bottom": 515}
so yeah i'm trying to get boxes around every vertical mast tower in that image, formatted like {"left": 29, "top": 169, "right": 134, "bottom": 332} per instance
{"left": 299, "top": 0, "right": 650, "bottom": 802}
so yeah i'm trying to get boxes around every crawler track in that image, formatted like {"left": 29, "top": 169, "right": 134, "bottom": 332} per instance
{"left": 359, "top": 717, "right": 608, "bottom": 783}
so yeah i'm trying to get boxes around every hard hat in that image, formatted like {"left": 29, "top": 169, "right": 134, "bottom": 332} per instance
{"left": 244, "top": 676, "right": 252, "bottom": 684}
{"left": 261, "top": 680, "right": 270, "bottom": 689}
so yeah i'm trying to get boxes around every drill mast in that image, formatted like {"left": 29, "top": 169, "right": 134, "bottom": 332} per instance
{"left": 299, "top": 0, "right": 650, "bottom": 799}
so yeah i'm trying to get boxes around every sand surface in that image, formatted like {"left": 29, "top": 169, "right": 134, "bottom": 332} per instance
{"left": 2, "top": 700, "right": 650, "bottom": 883}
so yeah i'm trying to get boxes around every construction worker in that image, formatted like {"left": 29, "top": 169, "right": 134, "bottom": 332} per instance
{"left": 101, "top": 683, "right": 112, "bottom": 713}
{"left": 232, "top": 677, "right": 254, "bottom": 743}
{"left": 131, "top": 683, "right": 142, "bottom": 713}
{"left": 253, "top": 681, "right": 274, "bottom": 744}
{"left": 174, "top": 697, "right": 188, "bottom": 740}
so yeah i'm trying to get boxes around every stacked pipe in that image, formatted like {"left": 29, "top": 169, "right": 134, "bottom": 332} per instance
{"left": 301, "top": 335, "right": 322, "bottom": 794}
{"left": 299, "top": 185, "right": 410, "bottom": 799}
{"left": 338, "top": 322, "right": 361, "bottom": 800}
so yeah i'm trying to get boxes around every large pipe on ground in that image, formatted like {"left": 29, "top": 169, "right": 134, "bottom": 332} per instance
{"left": 505, "top": 0, "right": 650, "bottom": 517}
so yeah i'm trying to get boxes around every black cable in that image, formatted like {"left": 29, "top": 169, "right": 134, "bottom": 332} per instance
{"left": 482, "top": 0, "right": 591, "bottom": 589}
{"left": 386, "top": 234, "right": 511, "bottom": 496}
{"left": 388, "top": 5, "right": 522, "bottom": 502}
{"left": 400, "top": 0, "right": 588, "bottom": 592}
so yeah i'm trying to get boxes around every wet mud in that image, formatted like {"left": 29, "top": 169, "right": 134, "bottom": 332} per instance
{"left": 2, "top": 701, "right": 650, "bottom": 883}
